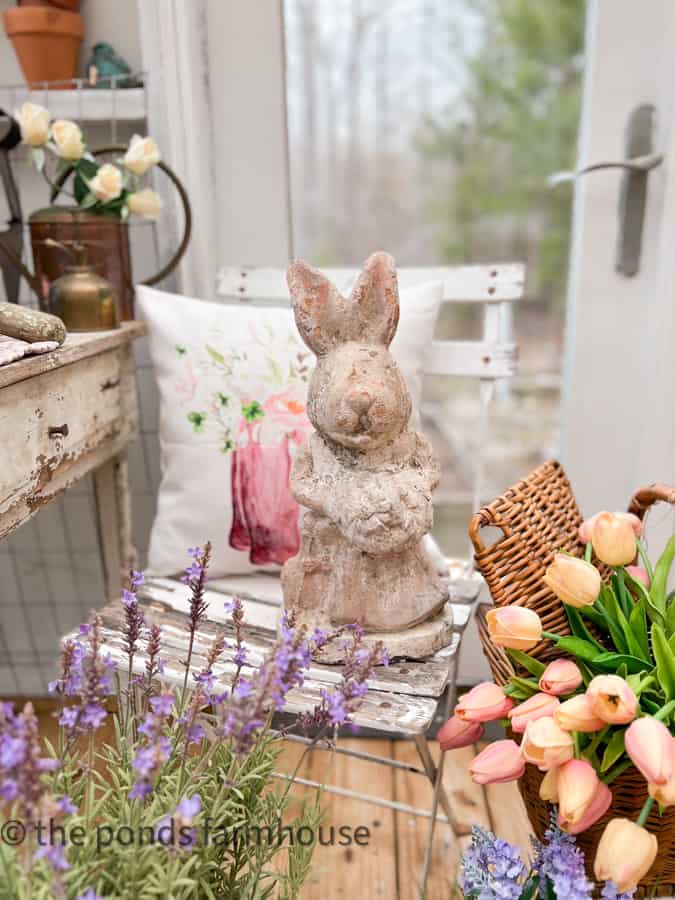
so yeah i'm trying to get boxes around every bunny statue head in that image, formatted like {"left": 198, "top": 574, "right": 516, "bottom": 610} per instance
{"left": 288, "top": 251, "right": 412, "bottom": 451}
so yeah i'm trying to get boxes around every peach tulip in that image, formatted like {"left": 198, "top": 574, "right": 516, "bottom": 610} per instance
{"left": 438, "top": 715, "right": 484, "bottom": 751}
{"left": 455, "top": 682, "right": 514, "bottom": 723}
{"left": 561, "top": 781, "right": 612, "bottom": 835}
{"left": 543, "top": 554, "right": 601, "bottom": 608}
{"left": 557, "top": 759, "right": 600, "bottom": 826}
{"left": 626, "top": 565, "right": 650, "bottom": 587}
{"left": 555, "top": 694, "right": 606, "bottom": 733}
{"left": 521, "top": 716, "right": 575, "bottom": 771}
{"left": 539, "top": 767, "right": 559, "bottom": 802}
{"left": 594, "top": 818, "right": 658, "bottom": 893}
{"left": 508, "top": 693, "right": 560, "bottom": 734}
{"left": 625, "top": 718, "right": 674, "bottom": 785}
{"left": 591, "top": 512, "right": 638, "bottom": 566}
{"left": 539, "top": 659, "right": 583, "bottom": 696}
{"left": 485, "top": 605, "right": 542, "bottom": 651}
{"left": 579, "top": 510, "right": 643, "bottom": 543}
{"left": 648, "top": 742, "right": 675, "bottom": 805}
{"left": 587, "top": 675, "right": 637, "bottom": 725}
{"left": 469, "top": 739, "right": 525, "bottom": 785}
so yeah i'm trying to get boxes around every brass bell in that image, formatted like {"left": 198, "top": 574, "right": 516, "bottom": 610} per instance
{"left": 47, "top": 240, "right": 120, "bottom": 332}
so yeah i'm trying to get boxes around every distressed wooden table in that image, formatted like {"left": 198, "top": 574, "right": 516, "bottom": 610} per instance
{"left": 0, "top": 322, "right": 144, "bottom": 601}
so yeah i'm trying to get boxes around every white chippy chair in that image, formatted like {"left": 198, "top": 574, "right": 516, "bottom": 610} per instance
{"left": 86, "top": 261, "right": 524, "bottom": 897}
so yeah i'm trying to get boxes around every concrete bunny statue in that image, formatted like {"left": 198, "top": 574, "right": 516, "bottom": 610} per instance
{"left": 281, "top": 252, "right": 452, "bottom": 661}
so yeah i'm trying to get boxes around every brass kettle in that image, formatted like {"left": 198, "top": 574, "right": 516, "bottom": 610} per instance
{"left": 47, "top": 240, "right": 120, "bottom": 332}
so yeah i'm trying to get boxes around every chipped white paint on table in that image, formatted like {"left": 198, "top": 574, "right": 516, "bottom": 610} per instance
{"left": 0, "top": 322, "right": 144, "bottom": 606}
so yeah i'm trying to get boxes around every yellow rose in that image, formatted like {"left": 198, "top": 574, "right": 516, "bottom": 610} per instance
{"left": 127, "top": 188, "right": 162, "bottom": 220}
{"left": 16, "top": 102, "right": 49, "bottom": 147}
{"left": 51, "top": 119, "right": 84, "bottom": 160}
{"left": 89, "top": 164, "right": 123, "bottom": 203}
{"left": 123, "top": 134, "right": 160, "bottom": 176}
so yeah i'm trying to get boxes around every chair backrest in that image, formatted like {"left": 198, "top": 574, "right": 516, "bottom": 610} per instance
{"left": 216, "top": 263, "right": 524, "bottom": 381}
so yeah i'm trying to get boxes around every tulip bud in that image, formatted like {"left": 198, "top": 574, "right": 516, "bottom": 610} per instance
{"left": 437, "top": 715, "right": 484, "bottom": 751}
{"left": 539, "top": 768, "right": 559, "bottom": 802}
{"left": 543, "top": 554, "right": 601, "bottom": 608}
{"left": 555, "top": 694, "right": 606, "bottom": 732}
{"left": 594, "top": 818, "right": 658, "bottom": 893}
{"left": 539, "top": 659, "right": 583, "bottom": 696}
{"left": 508, "top": 693, "right": 560, "bottom": 734}
{"left": 625, "top": 717, "right": 674, "bottom": 785}
{"left": 591, "top": 512, "right": 638, "bottom": 566}
{"left": 561, "top": 781, "right": 612, "bottom": 835}
{"left": 626, "top": 565, "right": 650, "bottom": 587}
{"left": 521, "top": 716, "right": 575, "bottom": 771}
{"left": 557, "top": 759, "right": 600, "bottom": 826}
{"left": 579, "top": 511, "right": 643, "bottom": 544}
{"left": 587, "top": 675, "right": 637, "bottom": 725}
{"left": 648, "top": 742, "right": 675, "bottom": 806}
{"left": 455, "top": 682, "right": 514, "bottom": 724}
{"left": 469, "top": 739, "right": 525, "bottom": 785}
{"left": 485, "top": 605, "right": 542, "bottom": 651}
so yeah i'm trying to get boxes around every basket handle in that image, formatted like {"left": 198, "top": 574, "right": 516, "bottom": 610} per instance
{"left": 468, "top": 509, "right": 511, "bottom": 556}
{"left": 627, "top": 483, "right": 675, "bottom": 520}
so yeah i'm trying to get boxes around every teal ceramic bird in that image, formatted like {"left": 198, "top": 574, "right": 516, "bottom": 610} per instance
{"left": 87, "top": 42, "right": 143, "bottom": 89}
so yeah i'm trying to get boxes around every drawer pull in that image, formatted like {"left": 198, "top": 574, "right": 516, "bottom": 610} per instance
{"left": 101, "top": 376, "right": 121, "bottom": 391}
{"left": 48, "top": 424, "right": 69, "bottom": 438}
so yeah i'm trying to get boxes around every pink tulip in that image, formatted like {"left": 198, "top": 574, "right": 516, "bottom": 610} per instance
{"left": 508, "top": 693, "right": 560, "bottom": 734}
{"left": 485, "top": 605, "right": 542, "bottom": 651}
{"left": 625, "top": 717, "right": 674, "bottom": 785}
{"left": 594, "top": 819, "right": 658, "bottom": 893}
{"left": 521, "top": 716, "right": 575, "bottom": 771}
{"left": 626, "top": 565, "right": 650, "bottom": 587}
{"left": 649, "top": 742, "right": 675, "bottom": 806}
{"left": 557, "top": 759, "right": 600, "bottom": 826}
{"left": 561, "top": 781, "right": 612, "bottom": 835}
{"left": 555, "top": 694, "right": 606, "bottom": 733}
{"left": 469, "top": 739, "right": 525, "bottom": 785}
{"left": 539, "top": 659, "right": 583, "bottom": 696}
{"left": 587, "top": 675, "right": 638, "bottom": 725}
{"left": 591, "top": 512, "right": 638, "bottom": 566}
{"left": 438, "top": 715, "right": 484, "bottom": 751}
{"left": 456, "top": 682, "right": 514, "bottom": 724}
{"left": 579, "top": 511, "right": 643, "bottom": 543}
{"left": 539, "top": 767, "right": 559, "bottom": 802}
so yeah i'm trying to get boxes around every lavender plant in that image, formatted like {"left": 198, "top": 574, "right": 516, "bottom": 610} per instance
{"left": 0, "top": 547, "right": 387, "bottom": 899}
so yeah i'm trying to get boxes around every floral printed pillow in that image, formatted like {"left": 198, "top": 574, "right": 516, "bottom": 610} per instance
{"left": 136, "top": 281, "right": 442, "bottom": 577}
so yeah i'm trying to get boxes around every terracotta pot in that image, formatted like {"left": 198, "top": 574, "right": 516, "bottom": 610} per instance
{"left": 3, "top": 7, "right": 84, "bottom": 88}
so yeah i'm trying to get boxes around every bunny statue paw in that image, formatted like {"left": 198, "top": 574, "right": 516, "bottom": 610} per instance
{"left": 281, "top": 252, "right": 453, "bottom": 662}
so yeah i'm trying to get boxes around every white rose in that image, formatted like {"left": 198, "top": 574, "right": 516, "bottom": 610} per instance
{"left": 127, "top": 188, "right": 162, "bottom": 220}
{"left": 16, "top": 102, "right": 50, "bottom": 147}
{"left": 123, "top": 134, "right": 160, "bottom": 176}
{"left": 51, "top": 119, "right": 85, "bottom": 160}
{"left": 89, "top": 163, "right": 123, "bottom": 203}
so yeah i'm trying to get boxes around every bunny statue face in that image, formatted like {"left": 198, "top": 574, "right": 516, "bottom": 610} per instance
{"left": 288, "top": 252, "right": 412, "bottom": 451}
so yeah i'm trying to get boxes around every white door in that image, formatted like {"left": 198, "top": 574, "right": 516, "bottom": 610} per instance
{"left": 561, "top": 0, "right": 675, "bottom": 550}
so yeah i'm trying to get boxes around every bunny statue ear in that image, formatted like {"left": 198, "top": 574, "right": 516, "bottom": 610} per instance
{"left": 287, "top": 259, "right": 347, "bottom": 356}
{"left": 349, "top": 251, "right": 400, "bottom": 347}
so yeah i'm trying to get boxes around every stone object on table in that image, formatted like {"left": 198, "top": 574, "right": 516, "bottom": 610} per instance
{"left": 0, "top": 301, "right": 66, "bottom": 344}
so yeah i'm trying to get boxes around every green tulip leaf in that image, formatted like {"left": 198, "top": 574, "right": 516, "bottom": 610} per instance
{"left": 578, "top": 604, "right": 609, "bottom": 630}
{"left": 651, "top": 623, "right": 675, "bottom": 701}
{"left": 597, "top": 589, "right": 631, "bottom": 654}
{"left": 600, "top": 729, "right": 626, "bottom": 773}
{"left": 652, "top": 535, "right": 675, "bottom": 611}
{"left": 556, "top": 636, "right": 602, "bottom": 663}
{"left": 506, "top": 649, "right": 547, "bottom": 678}
{"left": 564, "top": 605, "right": 605, "bottom": 651}
{"left": 625, "top": 566, "right": 667, "bottom": 629}
{"left": 507, "top": 675, "right": 541, "bottom": 698}
{"left": 591, "top": 653, "right": 651, "bottom": 675}
{"left": 667, "top": 600, "right": 675, "bottom": 638}
{"left": 628, "top": 598, "right": 651, "bottom": 662}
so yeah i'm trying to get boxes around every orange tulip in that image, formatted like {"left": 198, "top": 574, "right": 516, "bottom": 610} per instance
{"left": 469, "top": 739, "right": 525, "bottom": 785}
{"left": 543, "top": 554, "right": 601, "bottom": 608}
{"left": 539, "top": 767, "right": 559, "bottom": 802}
{"left": 587, "top": 675, "right": 637, "bottom": 725}
{"left": 648, "top": 742, "right": 675, "bottom": 805}
{"left": 555, "top": 694, "right": 606, "bottom": 733}
{"left": 508, "top": 693, "right": 560, "bottom": 734}
{"left": 438, "top": 715, "right": 484, "bottom": 751}
{"left": 591, "top": 512, "right": 638, "bottom": 566}
{"left": 456, "top": 682, "right": 514, "bottom": 723}
{"left": 594, "top": 819, "right": 658, "bottom": 892}
{"left": 557, "top": 759, "right": 600, "bottom": 826}
{"left": 625, "top": 717, "right": 674, "bottom": 785}
{"left": 579, "top": 510, "right": 643, "bottom": 543}
{"left": 561, "top": 781, "right": 612, "bottom": 835}
{"left": 521, "top": 716, "right": 574, "bottom": 771}
{"left": 539, "top": 659, "right": 583, "bottom": 696}
{"left": 485, "top": 605, "right": 542, "bottom": 651}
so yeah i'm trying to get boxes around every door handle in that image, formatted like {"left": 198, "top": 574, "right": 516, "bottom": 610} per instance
{"left": 548, "top": 104, "right": 661, "bottom": 276}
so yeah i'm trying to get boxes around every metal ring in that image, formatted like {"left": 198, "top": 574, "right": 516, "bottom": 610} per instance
{"left": 49, "top": 144, "right": 192, "bottom": 287}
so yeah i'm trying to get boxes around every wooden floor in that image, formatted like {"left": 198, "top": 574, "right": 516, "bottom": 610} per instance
{"left": 22, "top": 702, "right": 531, "bottom": 899}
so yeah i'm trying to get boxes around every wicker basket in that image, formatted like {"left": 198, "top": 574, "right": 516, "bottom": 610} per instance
{"left": 468, "top": 460, "right": 675, "bottom": 894}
